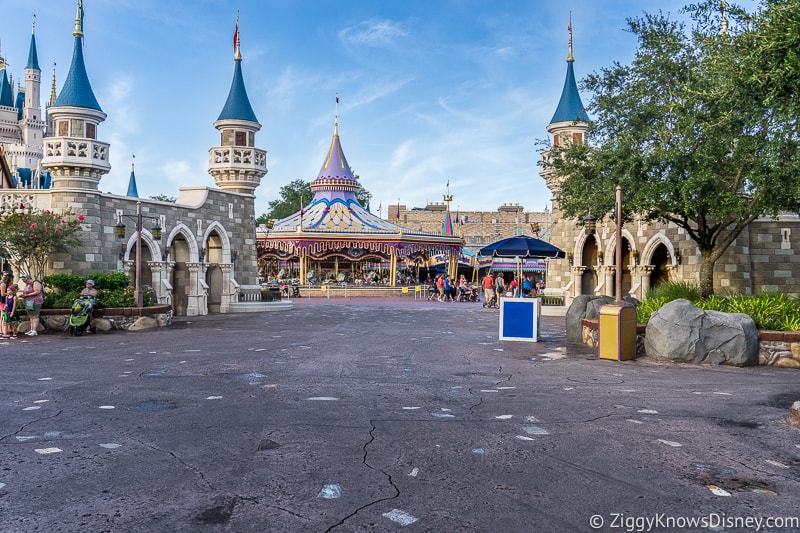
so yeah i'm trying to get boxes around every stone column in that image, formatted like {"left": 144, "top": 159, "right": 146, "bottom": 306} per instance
{"left": 185, "top": 262, "right": 203, "bottom": 316}
{"left": 571, "top": 266, "right": 586, "bottom": 298}
{"left": 637, "top": 265, "right": 656, "bottom": 298}
{"left": 602, "top": 266, "right": 615, "bottom": 297}
{"left": 162, "top": 261, "right": 175, "bottom": 307}
{"left": 146, "top": 260, "right": 163, "bottom": 305}
{"left": 220, "top": 263, "right": 234, "bottom": 313}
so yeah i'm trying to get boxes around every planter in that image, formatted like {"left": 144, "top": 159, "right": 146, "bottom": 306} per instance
{"left": 26, "top": 305, "right": 172, "bottom": 333}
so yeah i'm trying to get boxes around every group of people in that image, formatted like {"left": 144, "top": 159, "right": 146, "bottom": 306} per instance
{"left": 0, "top": 273, "right": 97, "bottom": 338}
{"left": 430, "top": 274, "right": 478, "bottom": 302}
{"left": 481, "top": 272, "right": 542, "bottom": 308}
{"left": 0, "top": 273, "right": 45, "bottom": 338}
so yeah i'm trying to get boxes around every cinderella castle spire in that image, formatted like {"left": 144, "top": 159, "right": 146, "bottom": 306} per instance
{"left": 42, "top": 0, "right": 111, "bottom": 189}
{"left": 126, "top": 154, "right": 139, "bottom": 197}
{"left": 208, "top": 15, "right": 267, "bottom": 195}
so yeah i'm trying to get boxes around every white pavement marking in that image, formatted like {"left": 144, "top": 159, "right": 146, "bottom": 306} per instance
{"left": 402, "top": 407, "right": 421, "bottom": 410}
{"left": 713, "top": 392, "right": 733, "bottom": 396}
{"left": 627, "top": 419, "right": 644, "bottom": 424}
{"left": 306, "top": 397, "right": 339, "bottom": 401}
{"left": 495, "top": 415, "right": 513, "bottom": 419}
{"left": 0, "top": 483, "right": 5, "bottom": 489}
{"left": 22, "top": 406, "right": 41, "bottom": 411}
{"left": 35, "top": 447, "right": 62, "bottom": 454}
{"left": 515, "top": 435, "right": 535, "bottom": 441}
{"left": 497, "top": 387, "right": 515, "bottom": 390}
{"left": 99, "top": 443, "right": 121, "bottom": 449}
{"left": 706, "top": 484, "right": 731, "bottom": 496}
{"left": 33, "top": 400, "right": 49, "bottom": 404}
{"left": 765, "top": 459, "right": 790, "bottom": 469}
{"left": 383, "top": 509, "right": 418, "bottom": 526}
{"left": 480, "top": 389, "right": 499, "bottom": 393}
{"left": 317, "top": 484, "right": 342, "bottom": 499}
{"left": 522, "top": 426, "right": 550, "bottom": 435}
{"left": 563, "top": 387, "right": 573, "bottom": 391}
{"left": 98, "top": 406, "right": 115, "bottom": 410}
{"left": 657, "top": 439, "right": 682, "bottom": 447}
{"left": 472, "top": 448, "right": 485, "bottom": 455}
{"left": 637, "top": 409, "right": 658, "bottom": 414}
{"left": 206, "top": 396, "right": 223, "bottom": 400}
{"left": 493, "top": 349, "right": 504, "bottom": 352}
{"left": 37, "top": 377, "right": 53, "bottom": 381}
{"left": 16, "top": 436, "right": 36, "bottom": 441}
{"left": 431, "top": 413, "right": 455, "bottom": 418}
{"left": 408, "top": 468, "right": 419, "bottom": 477}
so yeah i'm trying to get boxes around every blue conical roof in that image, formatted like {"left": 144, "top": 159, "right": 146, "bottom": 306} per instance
{"left": 26, "top": 33, "right": 40, "bottom": 71}
{"left": 0, "top": 69, "right": 12, "bottom": 108}
{"left": 126, "top": 166, "right": 139, "bottom": 197}
{"left": 217, "top": 59, "right": 258, "bottom": 123}
{"left": 53, "top": 36, "right": 102, "bottom": 111}
{"left": 15, "top": 90, "right": 25, "bottom": 119}
{"left": 549, "top": 61, "right": 589, "bottom": 124}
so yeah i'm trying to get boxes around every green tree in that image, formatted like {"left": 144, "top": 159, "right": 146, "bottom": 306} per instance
{"left": 547, "top": 2, "right": 800, "bottom": 298}
{"left": 149, "top": 194, "right": 177, "bottom": 203}
{"left": 0, "top": 203, "right": 84, "bottom": 279}
{"left": 256, "top": 179, "right": 374, "bottom": 224}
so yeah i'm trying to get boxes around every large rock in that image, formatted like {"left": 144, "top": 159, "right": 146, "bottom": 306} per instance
{"left": 789, "top": 401, "right": 800, "bottom": 428}
{"left": 644, "top": 299, "right": 758, "bottom": 366}
{"left": 566, "top": 295, "right": 614, "bottom": 342}
{"left": 128, "top": 316, "right": 158, "bottom": 331}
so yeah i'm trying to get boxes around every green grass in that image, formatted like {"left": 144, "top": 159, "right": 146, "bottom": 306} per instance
{"left": 636, "top": 282, "right": 800, "bottom": 331}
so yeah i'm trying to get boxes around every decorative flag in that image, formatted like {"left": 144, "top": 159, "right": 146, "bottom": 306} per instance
{"left": 442, "top": 211, "right": 453, "bottom": 236}
{"left": 233, "top": 22, "right": 239, "bottom": 53}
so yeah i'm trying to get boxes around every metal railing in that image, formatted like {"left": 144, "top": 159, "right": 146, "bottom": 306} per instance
{"left": 238, "top": 287, "right": 282, "bottom": 302}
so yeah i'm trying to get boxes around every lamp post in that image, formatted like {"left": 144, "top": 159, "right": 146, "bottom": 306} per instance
{"left": 115, "top": 200, "right": 162, "bottom": 308}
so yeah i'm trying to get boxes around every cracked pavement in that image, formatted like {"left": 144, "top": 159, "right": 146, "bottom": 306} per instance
{"left": 1, "top": 298, "right": 799, "bottom": 532}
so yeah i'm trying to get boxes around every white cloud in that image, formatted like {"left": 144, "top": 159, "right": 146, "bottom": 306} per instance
{"left": 338, "top": 19, "right": 407, "bottom": 47}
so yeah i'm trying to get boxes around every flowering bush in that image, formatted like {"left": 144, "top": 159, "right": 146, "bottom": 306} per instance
{"left": 0, "top": 204, "right": 84, "bottom": 280}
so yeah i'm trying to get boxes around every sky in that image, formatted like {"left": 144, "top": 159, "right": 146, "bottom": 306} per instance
{"left": 2, "top": 0, "right": 759, "bottom": 218}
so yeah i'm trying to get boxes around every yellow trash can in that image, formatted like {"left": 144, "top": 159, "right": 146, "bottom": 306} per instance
{"left": 598, "top": 304, "right": 637, "bottom": 361}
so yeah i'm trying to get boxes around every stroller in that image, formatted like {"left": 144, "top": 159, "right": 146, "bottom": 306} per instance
{"left": 68, "top": 296, "right": 96, "bottom": 336}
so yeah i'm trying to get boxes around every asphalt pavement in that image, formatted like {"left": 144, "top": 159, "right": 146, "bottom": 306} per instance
{"left": 1, "top": 297, "right": 799, "bottom": 532}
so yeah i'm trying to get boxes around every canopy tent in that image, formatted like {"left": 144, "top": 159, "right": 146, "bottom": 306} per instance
{"left": 478, "top": 235, "right": 565, "bottom": 259}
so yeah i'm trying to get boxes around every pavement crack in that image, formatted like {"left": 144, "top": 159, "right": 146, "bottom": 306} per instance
{"left": 130, "top": 437, "right": 215, "bottom": 490}
{"left": 2, "top": 409, "right": 64, "bottom": 443}
{"left": 324, "top": 420, "right": 399, "bottom": 532}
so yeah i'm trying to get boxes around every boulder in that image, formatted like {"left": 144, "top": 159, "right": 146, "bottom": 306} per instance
{"left": 91, "top": 318, "right": 113, "bottom": 332}
{"left": 128, "top": 316, "right": 158, "bottom": 331}
{"left": 789, "top": 401, "right": 800, "bottom": 428}
{"left": 645, "top": 299, "right": 758, "bottom": 366}
{"left": 43, "top": 315, "right": 68, "bottom": 331}
{"left": 566, "top": 295, "right": 614, "bottom": 342}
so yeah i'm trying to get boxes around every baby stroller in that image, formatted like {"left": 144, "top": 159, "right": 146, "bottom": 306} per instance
{"left": 68, "top": 296, "right": 95, "bottom": 336}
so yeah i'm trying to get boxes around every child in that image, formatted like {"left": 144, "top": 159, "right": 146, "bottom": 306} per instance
{"left": 2, "top": 283, "right": 20, "bottom": 339}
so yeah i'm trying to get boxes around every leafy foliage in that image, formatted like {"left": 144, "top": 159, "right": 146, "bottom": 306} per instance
{"left": 149, "top": 194, "right": 177, "bottom": 203}
{"left": 43, "top": 272, "right": 154, "bottom": 309}
{"left": 547, "top": 2, "right": 800, "bottom": 297}
{"left": 636, "top": 282, "right": 800, "bottom": 331}
{"left": 0, "top": 204, "right": 84, "bottom": 280}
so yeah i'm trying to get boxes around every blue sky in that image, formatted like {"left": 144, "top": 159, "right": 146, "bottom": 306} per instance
{"left": 2, "top": 0, "right": 757, "bottom": 218}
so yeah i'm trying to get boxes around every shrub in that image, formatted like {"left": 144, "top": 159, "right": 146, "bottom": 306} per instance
{"left": 42, "top": 272, "right": 154, "bottom": 308}
{"left": 637, "top": 282, "right": 800, "bottom": 331}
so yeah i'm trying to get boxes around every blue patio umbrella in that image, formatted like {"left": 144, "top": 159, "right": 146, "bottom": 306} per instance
{"left": 478, "top": 236, "right": 565, "bottom": 259}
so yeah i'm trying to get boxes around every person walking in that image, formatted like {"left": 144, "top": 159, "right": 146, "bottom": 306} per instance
{"left": 21, "top": 275, "right": 44, "bottom": 336}
{"left": 495, "top": 272, "right": 506, "bottom": 299}
{"left": 482, "top": 272, "right": 495, "bottom": 308}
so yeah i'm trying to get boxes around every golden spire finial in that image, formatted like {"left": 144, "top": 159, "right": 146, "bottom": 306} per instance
{"left": 73, "top": 0, "right": 84, "bottom": 38}
{"left": 49, "top": 63, "right": 57, "bottom": 105}
{"left": 567, "top": 12, "right": 574, "bottom": 62}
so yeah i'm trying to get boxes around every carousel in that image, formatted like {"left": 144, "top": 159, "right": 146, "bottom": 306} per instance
{"left": 256, "top": 116, "right": 463, "bottom": 287}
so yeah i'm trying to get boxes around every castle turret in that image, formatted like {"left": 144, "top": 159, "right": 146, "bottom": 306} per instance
{"left": 21, "top": 19, "right": 45, "bottom": 169}
{"left": 42, "top": 1, "right": 110, "bottom": 189}
{"left": 540, "top": 16, "right": 590, "bottom": 200}
{"left": 208, "top": 20, "right": 267, "bottom": 195}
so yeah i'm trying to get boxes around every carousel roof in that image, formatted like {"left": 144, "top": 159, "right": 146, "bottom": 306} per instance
{"left": 258, "top": 115, "right": 462, "bottom": 256}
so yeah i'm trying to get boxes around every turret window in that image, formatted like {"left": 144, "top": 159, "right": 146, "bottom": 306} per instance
{"left": 58, "top": 121, "right": 69, "bottom": 136}
{"left": 235, "top": 131, "right": 247, "bottom": 146}
{"left": 70, "top": 119, "right": 84, "bottom": 137}
{"left": 221, "top": 130, "right": 234, "bottom": 146}
{"left": 573, "top": 132, "right": 583, "bottom": 145}
{"left": 86, "top": 123, "right": 96, "bottom": 139}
